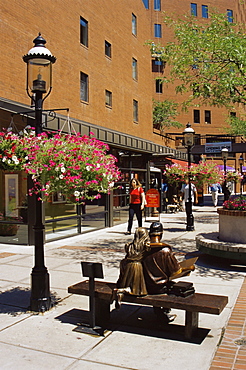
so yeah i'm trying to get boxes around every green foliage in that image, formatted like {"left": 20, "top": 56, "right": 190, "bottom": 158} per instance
{"left": 153, "top": 99, "right": 183, "bottom": 131}
{"left": 151, "top": 12, "right": 246, "bottom": 109}
{"left": 226, "top": 115, "right": 246, "bottom": 136}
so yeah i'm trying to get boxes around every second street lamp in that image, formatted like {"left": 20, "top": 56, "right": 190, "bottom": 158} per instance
{"left": 221, "top": 147, "right": 229, "bottom": 201}
{"left": 183, "top": 123, "right": 195, "bottom": 231}
{"left": 23, "top": 34, "right": 56, "bottom": 312}
{"left": 239, "top": 155, "right": 244, "bottom": 195}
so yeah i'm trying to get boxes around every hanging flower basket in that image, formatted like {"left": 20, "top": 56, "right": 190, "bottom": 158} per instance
{"left": 163, "top": 160, "right": 224, "bottom": 189}
{"left": 0, "top": 128, "right": 121, "bottom": 203}
{"left": 190, "top": 161, "right": 224, "bottom": 189}
{"left": 163, "top": 164, "right": 186, "bottom": 186}
{"left": 225, "top": 171, "right": 242, "bottom": 183}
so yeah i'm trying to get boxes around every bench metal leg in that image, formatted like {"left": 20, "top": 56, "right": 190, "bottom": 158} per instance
{"left": 95, "top": 298, "right": 111, "bottom": 325}
{"left": 185, "top": 311, "right": 199, "bottom": 339}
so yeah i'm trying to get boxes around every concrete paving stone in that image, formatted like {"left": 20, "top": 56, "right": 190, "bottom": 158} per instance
{"left": 0, "top": 342, "right": 75, "bottom": 370}
{"left": 0, "top": 244, "right": 33, "bottom": 256}
{"left": 68, "top": 359, "right": 131, "bottom": 369}
{"left": 0, "top": 265, "right": 31, "bottom": 284}
{"left": 0, "top": 304, "right": 32, "bottom": 331}
{"left": 81, "top": 326, "right": 219, "bottom": 370}
{"left": 49, "top": 270, "right": 85, "bottom": 290}
{"left": 5, "top": 255, "right": 78, "bottom": 270}
{"left": 0, "top": 309, "right": 107, "bottom": 359}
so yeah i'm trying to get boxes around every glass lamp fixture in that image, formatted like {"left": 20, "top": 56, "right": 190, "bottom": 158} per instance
{"left": 183, "top": 123, "right": 195, "bottom": 147}
{"left": 23, "top": 33, "right": 56, "bottom": 98}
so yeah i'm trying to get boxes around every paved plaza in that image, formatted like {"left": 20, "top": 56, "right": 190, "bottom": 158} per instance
{"left": 0, "top": 203, "right": 245, "bottom": 369}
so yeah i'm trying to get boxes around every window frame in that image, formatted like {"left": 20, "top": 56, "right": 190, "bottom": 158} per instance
{"left": 132, "top": 13, "right": 137, "bottom": 36}
{"left": 193, "top": 109, "right": 200, "bottom": 124}
{"left": 154, "top": 23, "right": 162, "bottom": 38}
{"left": 191, "top": 3, "right": 197, "bottom": 16}
{"left": 105, "top": 40, "right": 112, "bottom": 58}
{"left": 80, "top": 72, "right": 89, "bottom": 102}
{"left": 155, "top": 79, "right": 163, "bottom": 94}
{"left": 105, "top": 90, "right": 112, "bottom": 107}
{"left": 132, "top": 58, "right": 138, "bottom": 80}
{"left": 205, "top": 110, "right": 211, "bottom": 124}
{"left": 80, "top": 16, "right": 88, "bottom": 47}
{"left": 202, "top": 5, "right": 208, "bottom": 18}
{"left": 142, "top": 0, "right": 149, "bottom": 9}
{"left": 154, "top": 0, "right": 161, "bottom": 11}
{"left": 133, "top": 99, "right": 139, "bottom": 123}
{"left": 227, "top": 9, "right": 233, "bottom": 23}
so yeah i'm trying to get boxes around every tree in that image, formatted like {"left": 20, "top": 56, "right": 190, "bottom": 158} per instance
{"left": 153, "top": 99, "right": 183, "bottom": 131}
{"left": 150, "top": 12, "right": 246, "bottom": 123}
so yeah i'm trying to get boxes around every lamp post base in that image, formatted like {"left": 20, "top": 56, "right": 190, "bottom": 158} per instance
{"left": 186, "top": 214, "right": 194, "bottom": 231}
{"left": 30, "top": 267, "right": 51, "bottom": 312}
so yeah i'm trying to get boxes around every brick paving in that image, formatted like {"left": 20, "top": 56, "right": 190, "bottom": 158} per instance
{"left": 210, "top": 277, "right": 246, "bottom": 370}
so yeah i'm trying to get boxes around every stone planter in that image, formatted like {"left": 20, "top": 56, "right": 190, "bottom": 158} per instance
{"left": 217, "top": 208, "right": 246, "bottom": 243}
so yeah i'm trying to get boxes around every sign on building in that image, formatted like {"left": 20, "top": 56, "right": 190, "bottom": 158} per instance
{"left": 205, "top": 141, "right": 232, "bottom": 154}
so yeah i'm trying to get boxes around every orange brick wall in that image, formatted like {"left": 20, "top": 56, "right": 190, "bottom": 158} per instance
{"left": 0, "top": 0, "right": 153, "bottom": 140}
{"left": 0, "top": 0, "right": 243, "bottom": 149}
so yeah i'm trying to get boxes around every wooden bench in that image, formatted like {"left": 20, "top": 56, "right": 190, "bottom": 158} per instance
{"left": 68, "top": 280, "right": 228, "bottom": 339}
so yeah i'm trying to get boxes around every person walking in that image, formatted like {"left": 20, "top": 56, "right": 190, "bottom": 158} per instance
{"left": 209, "top": 183, "right": 222, "bottom": 207}
{"left": 125, "top": 178, "right": 146, "bottom": 235}
{"left": 181, "top": 179, "right": 198, "bottom": 212}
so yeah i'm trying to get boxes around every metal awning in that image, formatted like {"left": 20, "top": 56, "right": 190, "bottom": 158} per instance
{"left": 0, "top": 97, "right": 188, "bottom": 160}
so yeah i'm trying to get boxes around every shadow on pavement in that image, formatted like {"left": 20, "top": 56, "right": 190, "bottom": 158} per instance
{"left": 56, "top": 306, "right": 209, "bottom": 344}
{"left": 0, "top": 287, "right": 62, "bottom": 315}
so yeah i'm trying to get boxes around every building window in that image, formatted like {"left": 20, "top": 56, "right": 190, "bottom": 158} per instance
{"left": 156, "top": 79, "right": 163, "bottom": 93}
{"left": 132, "top": 13, "right": 137, "bottom": 36}
{"left": 191, "top": 3, "right": 197, "bottom": 16}
{"left": 132, "top": 58, "right": 138, "bottom": 80}
{"left": 80, "top": 72, "right": 88, "bottom": 102}
{"left": 154, "top": 0, "right": 161, "bottom": 11}
{"left": 205, "top": 110, "right": 211, "bottom": 124}
{"left": 193, "top": 109, "right": 200, "bottom": 123}
{"left": 105, "top": 41, "right": 111, "bottom": 57}
{"left": 142, "top": 0, "right": 149, "bottom": 9}
{"left": 202, "top": 5, "right": 208, "bottom": 18}
{"left": 154, "top": 24, "right": 162, "bottom": 38}
{"left": 133, "top": 100, "right": 138, "bottom": 122}
{"left": 227, "top": 9, "right": 233, "bottom": 23}
{"left": 152, "top": 59, "right": 164, "bottom": 73}
{"left": 80, "top": 17, "right": 88, "bottom": 47}
{"left": 105, "top": 90, "right": 112, "bottom": 107}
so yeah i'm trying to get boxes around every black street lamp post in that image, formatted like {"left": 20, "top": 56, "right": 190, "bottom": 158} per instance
{"left": 239, "top": 155, "right": 244, "bottom": 196}
{"left": 183, "top": 123, "right": 195, "bottom": 231}
{"left": 23, "top": 34, "right": 56, "bottom": 312}
{"left": 221, "top": 147, "right": 229, "bottom": 201}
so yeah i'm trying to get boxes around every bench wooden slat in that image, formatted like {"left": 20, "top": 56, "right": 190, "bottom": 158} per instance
{"left": 68, "top": 280, "right": 228, "bottom": 315}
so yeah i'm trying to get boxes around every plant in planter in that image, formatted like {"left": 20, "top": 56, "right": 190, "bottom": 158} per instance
{"left": 0, "top": 212, "right": 22, "bottom": 236}
{"left": 223, "top": 195, "right": 246, "bottom": 210}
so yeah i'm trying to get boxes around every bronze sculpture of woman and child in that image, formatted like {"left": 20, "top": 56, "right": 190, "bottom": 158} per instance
{"left": 114, "top": 222, "right": 196, "bottom": 323}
